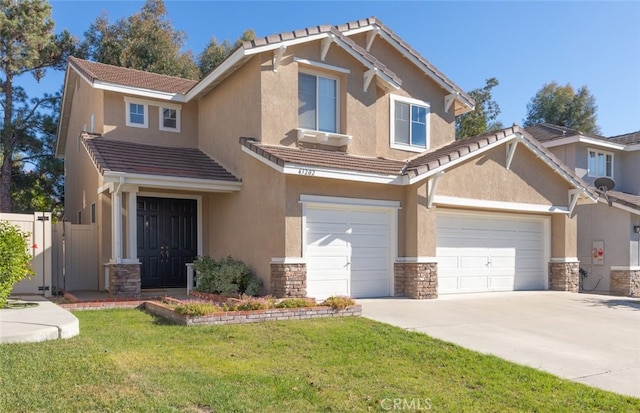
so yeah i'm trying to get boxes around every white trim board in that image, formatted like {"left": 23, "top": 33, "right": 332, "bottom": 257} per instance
{"left": 300, "top": 194, "right": 400, "bottom": 209}
{"left": 433, "top": 195, "right": 569, "bottom": 214}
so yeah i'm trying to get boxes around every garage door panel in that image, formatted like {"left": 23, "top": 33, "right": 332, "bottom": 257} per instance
{"left": 305, "top": 203, "right": 393, "bottom": 299}
{"left": 437, "top": 211, "right": 547, "bottom": 294}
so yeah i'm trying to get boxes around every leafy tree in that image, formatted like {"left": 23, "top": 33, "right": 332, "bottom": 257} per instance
{"left": 81, "top": 0, "right": 199, "bottom": 80}
{"left": 456, "top": 78, "right": 504, "bottom": 139}
{"left": 0, "top": 0, "right": 75, "bottom": 212}
{"left": 198, "top": 29, "right": 255, "bottom": 76}
{"left": 524, "top": 82, "right": 600, "bottom": 134}
{"left": 0, "top": 221, "right": 34, "bottom": 308}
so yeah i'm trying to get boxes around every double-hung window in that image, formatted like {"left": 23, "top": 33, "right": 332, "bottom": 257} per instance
{"left": 125, "top": 97, "right": 148, "bottom": 128}
{"left": 298, "top": 72, "right": 338, "bottom": 133}
{"left": 587, "top": 148, "right": 613, "bottom": 177}
{"left": 390, "top": 95, "right": 430, "bottom": 152}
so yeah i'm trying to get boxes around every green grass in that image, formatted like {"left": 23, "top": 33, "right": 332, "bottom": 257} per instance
{"left": 1, "top": 309, "right": 638, "bottom": 412}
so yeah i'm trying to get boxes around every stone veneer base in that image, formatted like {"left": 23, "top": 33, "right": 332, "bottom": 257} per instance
{"left": 610, "top": 269, "right": 640, "bottom": 297}
{"left": 394, "top": 262, "right": 438, "bottom": 299}
{"left": 108, "top": 263, "right": 141, "bottom": 297}
{"left": 144, "top": 300, "right": 361, "bottom": 326}
{"left": 271, "top": 263, "right": 307, "bottom": 298}
{"left": 548, "top": 261, "right": 579, "bottom": 292}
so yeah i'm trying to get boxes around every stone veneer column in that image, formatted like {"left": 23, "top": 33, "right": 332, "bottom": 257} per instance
{"left": 610, "top": 269, "right": 640, "bottom": 297}
{"left": 394, "top": 262, "right": 438, "bottom": 299}
{"left": 548, "top": 260, "right": 579, "bottom": 292}
{"left": 271, "top": 262, "right": 307, "bottom": 298}
{"left": 108, "top": 263, "right": 141, "bottom": 297}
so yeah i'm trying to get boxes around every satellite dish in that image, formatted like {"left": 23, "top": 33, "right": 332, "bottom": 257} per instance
{"left": 594, "top": 176, "right": 615, "bottom": 192}
{"left": 594, "top": 176, "right": 615, "bottom": 207}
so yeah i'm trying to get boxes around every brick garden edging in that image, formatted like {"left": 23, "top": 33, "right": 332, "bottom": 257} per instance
{"left": 145, "top": 300, "right": 362, "bottom": 326}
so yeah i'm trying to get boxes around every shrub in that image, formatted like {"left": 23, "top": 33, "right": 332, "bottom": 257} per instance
{"left": 0, "top": 222, "right": 34, "bottom": 308}
{"left": 322, "top": 296, "right": 356, "bottom": 310}
{"left": 275, "top": 297, "right": 317, "bottom": 309}
{"left": 193, "top": 255, "right": 263, "bottom": 296}
{"left": 173, "top": 301, "right": 220, "bottom": 316}
{"left": 229, "top": 295, "right": 275, "bottom": 311}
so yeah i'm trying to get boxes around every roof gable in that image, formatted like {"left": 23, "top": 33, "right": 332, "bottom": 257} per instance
{"left": 526, "top": 123, "right": 625, "bottom": 151}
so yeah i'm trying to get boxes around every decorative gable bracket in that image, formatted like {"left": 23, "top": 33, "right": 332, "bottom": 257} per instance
{"left": 427, "top": 171, "right": 445, "bottom": 208}
{"left": 321, "top": 34, "right": 336, "bottom": 61}
{"left": 506, "top": 141, "right": 519, "bottom": 170}
{"left": 444, "top": 93, "right": 459, "bottom": 113}
{"left": 568, "top": 189, "right": 582, "bottom": 216}
{"left": 272, "top": 45, "right": 287, "bottom": 72}
{"left": 363, "top": 68, "right": 377, "bottom": 92}
{"left": 366, "top": 26, "right": 381, "bottom": 51}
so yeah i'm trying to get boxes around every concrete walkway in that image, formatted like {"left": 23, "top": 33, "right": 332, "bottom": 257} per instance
{"left": 0, "top": 296, "right": 79, "bottom": 344}
{"left": 360, "top": 291, "right": 640, "bottom": 398}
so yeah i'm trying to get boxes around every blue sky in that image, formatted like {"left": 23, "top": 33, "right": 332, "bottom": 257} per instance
{"left": 23, "top": 1, "right": 640, "bottom": 137}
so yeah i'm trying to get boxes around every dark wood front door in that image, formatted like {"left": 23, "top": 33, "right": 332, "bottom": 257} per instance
{"left": 137, "top": 197, "right": 197, "bottom": 288}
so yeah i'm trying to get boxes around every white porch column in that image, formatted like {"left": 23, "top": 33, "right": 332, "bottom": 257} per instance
{"left": 126, "top": 190, "right": 138, "bottom": 261}
{"left": 111, "top": 186, "right": 123, "bottom": 264}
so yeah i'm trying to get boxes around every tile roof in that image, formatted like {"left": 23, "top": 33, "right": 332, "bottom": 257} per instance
{"left": 608, "top": 130, "right": 640, "bottom": 145}
{"left": 335, "top": 17, "right": 474, "bottom": 108}
{"left": 240, "top": 138, "right": 406, "bottom": 176}
{"left": 525, "top": 123, "right": 608, "bottom": 143}
{"left": 68, "top": 57, "right": 197, "bottom": 94}
{"left": 605, "top": 190, "right": 640, "bottom": 211}
{"left": 243, "top": 25, "right": 401, "bottom": 87}
{"left": 83, "top": 135, "right": 238, "bottom": 182}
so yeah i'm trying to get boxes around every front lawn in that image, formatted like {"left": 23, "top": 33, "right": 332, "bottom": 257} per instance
{"left": 1, "top": 309, "right": 638, "bottom": 412}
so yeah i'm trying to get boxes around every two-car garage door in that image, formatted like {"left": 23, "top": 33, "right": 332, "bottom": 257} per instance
{"left": 304, "top": 198, "right": 396, "bottom": 299}
{"left": 436, "top": 210, "right": 549, "bottom": 294}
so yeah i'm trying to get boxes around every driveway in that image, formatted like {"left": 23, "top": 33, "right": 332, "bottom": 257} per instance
{"left": 359, "top": 291, "right": 640, "bottom": 398}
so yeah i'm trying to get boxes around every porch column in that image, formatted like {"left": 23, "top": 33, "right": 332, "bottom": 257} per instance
{"left": 126, "top": 190, "right": 138, "bottom": 261}
{"left": 111, "top": 186, "right": 123, "bottom": 264}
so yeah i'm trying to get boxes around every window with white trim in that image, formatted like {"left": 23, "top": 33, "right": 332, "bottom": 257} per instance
{"left": 125, "top": 97, "right": 148, "bottom": 128}
{"left": 159, "top": 106, "right": 181, "bottom": 132}
{"left": 587, "top": 148, "right": 613, "bottom": 177}
{"left": 390, "top": 94, "right": 430, "bottom": 152}
{"left": 298, "top": 72, "right": 338, "bottom": 133}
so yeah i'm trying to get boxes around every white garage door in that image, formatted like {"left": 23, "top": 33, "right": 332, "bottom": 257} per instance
{"left": 304, "top": 201, "right": 394, "bottom": 299}
{"left": 436, "top": 210, "right": 548, "bottom": 294}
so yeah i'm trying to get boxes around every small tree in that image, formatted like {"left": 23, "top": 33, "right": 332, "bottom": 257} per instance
{"left": 0, "top": 221, "right": 34, "bottom": 307}
{"left": 456, "top": 77, "right": 503, "bottom": 139}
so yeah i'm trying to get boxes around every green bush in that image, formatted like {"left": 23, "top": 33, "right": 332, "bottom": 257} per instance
{"left": 321, "top": 296, "right": 356, "bottom": 310}
{"left": 275, "top": 297, "right": 317, "bottom": 309}
{"left": 0, "top": 221, "right": 35, "bottom": 308}
{"left": 193, "top": 255, "right": 263, "bottom": 296}
{"left": 173, "top": 302, "right": 220, "bottom": 316}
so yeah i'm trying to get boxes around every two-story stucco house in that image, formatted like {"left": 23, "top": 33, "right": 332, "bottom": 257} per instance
{"left": 526, "top": 123, "right": 640, "bottom": 297}
{"left": 56, "top": 17, "right": 595, "bottom": 299}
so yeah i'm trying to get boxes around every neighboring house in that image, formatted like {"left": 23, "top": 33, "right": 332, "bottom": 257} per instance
{"left": 56, "top": 17, "right": 595, "bottom": 299}
{"left": 526, "top": 123, "right": 640, "bottom": 297}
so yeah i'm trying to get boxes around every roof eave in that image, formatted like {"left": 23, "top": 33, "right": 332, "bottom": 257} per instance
{"left": 102, "top": 171, "right": 242, "bottom": 193}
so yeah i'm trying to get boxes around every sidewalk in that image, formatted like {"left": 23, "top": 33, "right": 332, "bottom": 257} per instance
{"left": 0, "top": 296, "right": 79, "bottom": 344}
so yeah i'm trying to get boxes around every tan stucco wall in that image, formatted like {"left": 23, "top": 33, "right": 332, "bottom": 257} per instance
{"left": 102, "top": 91, "right": 198, "bottom": 148}
{"left": 437, "top": 145, "right": 570, "bottom": 206}
{"left": 198, "top": 57, "right": 262, "bottom": 176}
{"left": 256, "top": 38, "right": 455, "bottom": 161}
{"left": 204, "top": 156, "right": 286, "bottom": 283}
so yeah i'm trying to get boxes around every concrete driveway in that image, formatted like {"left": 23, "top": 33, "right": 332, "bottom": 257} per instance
{"left": 359, "top": 291, "right": 640, "bottom": 398}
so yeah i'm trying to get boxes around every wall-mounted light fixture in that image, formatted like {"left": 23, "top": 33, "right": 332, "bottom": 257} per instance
{"left": 634, "top": 225, "right": 640, "bottom": 234}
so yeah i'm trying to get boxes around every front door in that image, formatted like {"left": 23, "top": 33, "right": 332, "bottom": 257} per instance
{"left": 137, "top": 197, "right": 197, "bottom": 288}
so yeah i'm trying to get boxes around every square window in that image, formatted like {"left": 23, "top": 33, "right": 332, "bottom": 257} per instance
{"left": 130, "top": 103, "right": 145, "bottom": 124}
{"left": 163, "top": 108, "right": 177, "bottom": 129}
{"left": 390, "top": 95, "right": 430, "bottom": 152}
{"left": 125, "top": 98, "right": 148, "bottom": 128}
{"left": 298, "top": 72, "right": 338, "bottom": 133}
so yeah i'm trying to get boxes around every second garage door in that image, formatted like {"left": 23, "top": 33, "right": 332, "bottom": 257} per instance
{"left": 436, "top": 210, "right": 548, "bottom": 294}
{"left": 304, "top": 200, "right": 395, "bottom": 299}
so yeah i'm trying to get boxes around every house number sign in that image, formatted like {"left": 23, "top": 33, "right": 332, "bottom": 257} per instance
{"left": 298, "top": 168, "right": 316, "bottom": 176}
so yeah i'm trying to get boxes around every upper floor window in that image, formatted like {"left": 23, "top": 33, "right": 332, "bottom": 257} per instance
{"left": 159, "top": 106, "right": 181, "bottom": 132}
{"left": 588, "top": 148, "right": 613, "bottom": 178}
{"left": 390, "top": 94, "right": 430, "bottom": 152}
{"left": 298, "top": 72, "right": 338, "bottom": 133}
{"left": 125, "top": 97, "right": 148, "bottom": 128}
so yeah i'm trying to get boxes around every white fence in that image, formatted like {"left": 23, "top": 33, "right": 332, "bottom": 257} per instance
{"left": 52, "top": 222, "right": 98, "bottom": 291}
{"left": 3, "top": 212, "right": 52, "bottom": 297}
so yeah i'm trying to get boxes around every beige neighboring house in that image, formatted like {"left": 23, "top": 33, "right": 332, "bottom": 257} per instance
{"left": 526, "top": 123, "right": 640, "bottom": 297}
{"left": 56, "top": 17, "right": 596, "bottom": 299}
